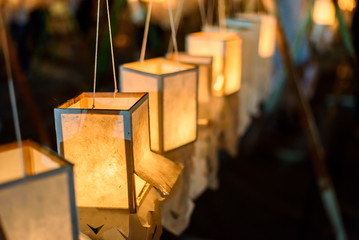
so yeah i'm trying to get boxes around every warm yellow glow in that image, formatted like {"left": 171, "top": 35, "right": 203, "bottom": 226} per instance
{"left": 166, "top": 52, "right": 213, "bottom": 121}
{"left": 258, "top": 15, "right": 276, "bottom": 58}
{"left": 338, "top": 0, "right": 356, "bottom": 11}
{"left": 186, "top": 31, "right": 242, "bottom": 96}
{"left": 0, "top": 141, "right": 75, "bottom": 240}
{"left": 120, "top": 58, "right": 198, "bottom": 153}
{"left": 313, "top": 0, "right": 336, "bottom": 26}
{"left": 214, "top": 74, "right": 224, "bottom": 92}
{"left": 55, "top": 92, "right": 183, "bottom": 212}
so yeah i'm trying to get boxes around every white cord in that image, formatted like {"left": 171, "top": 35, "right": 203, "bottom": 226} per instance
{"left": 0, "top": 10, "right": 26, "bottom": 177}
{"left": 105, "top": 0, "right": 118, "bottom": 94}
{"left": 198, "top": 0, "right": 207, "bottom": 27}
{"left": 167, "top": 0, "right": 179, "bottom": 66}
{"left": 92, "top": 0, "right": 101, "bottom": 108}
{"left": 140, "top": 0, "right": 153, "bottom": 62}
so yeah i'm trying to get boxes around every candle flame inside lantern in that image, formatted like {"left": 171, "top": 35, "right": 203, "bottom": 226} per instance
{"left": 214, "top": 74, "right": 224, "bottom": 92}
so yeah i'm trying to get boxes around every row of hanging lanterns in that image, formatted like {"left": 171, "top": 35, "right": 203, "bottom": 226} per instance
{"left": 1, "top": 0, "right": 319, "bottom": 238}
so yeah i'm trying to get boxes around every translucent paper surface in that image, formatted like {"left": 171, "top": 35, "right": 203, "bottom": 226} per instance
{"left": 163, "top": 71, "right": 197, "bottom": 151}
{"left": 186, "top": 32, "right": 241, "bottom": 96}
{"left": 0, "top": 141, "right": 75, "bottom": 240}
{"left": 120, "top": 58, "right": 198, "bottom": 152}
{"left": 56, "top": 93, "right": 148, "bottom": 209}
{"left": 0, "top": 172, "right": 72, "bottom": 240}
{"left": 166, "top": 53, "right": 212, "bottom": 120}
{"left": 60, "top": 112, "right": 130, "bottom": 208}
{"left": 131, "top": 95, "right": 184, "bottom": 195}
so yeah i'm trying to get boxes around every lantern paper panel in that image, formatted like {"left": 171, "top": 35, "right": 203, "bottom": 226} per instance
{"left": 0, "top": 140, "right": 78, "bottom": 240}
{"left": 166, "top": 52, "right": 213, "bottom": 121}
{"left": 55, "top": 92, "right": 182, "bottom": 212}
{"left": 120, "top": 58, "right": 198, "bottom": 153}
{"left": 186, "top": 31, "right": 242, "bottom": 96}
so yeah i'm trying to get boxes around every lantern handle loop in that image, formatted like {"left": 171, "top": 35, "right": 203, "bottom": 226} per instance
{"left": 92, "top": 0, "right": 118, "bottom": 109}
{"left": 140, "top": 0, "right": 152, "bottom": 62}
{"left": 105, "top": 0, "right": 118, "bottom": 94}
{"left": 167, "top": 0, "right": 180, "bottom": 67}
{"left": 0, "top": 9, "right": 26, "bottom": 177}
{"left": 92, "top": 0, "right": 101, "bottom": 109}
{"left": 167, "top": 0, "right": 184, "bottom": 55}
{"left": 198, "top": 0, "right": 207, "bottom": 27}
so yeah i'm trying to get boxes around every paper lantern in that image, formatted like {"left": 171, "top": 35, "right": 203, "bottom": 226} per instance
{"left": 54, "top": 92, "right": 183, "bottom": 214}
{"left": 186, "top": 31, "right": 242, "bottom": 96}
{"left": 166, "top": 52, "right": 213, "bottom": 121}
{"left": 313, "top": 0, "right": 336, "bottom": 26}
{"left": 338, "top": 0, "right": 356, "bottom": 11}
{"left": 120, "top": 58, "right": 198, "bottom": 153}
{"left": 0, "top": 140, "right": 78, "bottom": 240}
{"left": 258, "top": 15, "right": 276, "bottom": 58}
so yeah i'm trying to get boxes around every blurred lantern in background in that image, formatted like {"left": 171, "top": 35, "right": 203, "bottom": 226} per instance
{"left": 225, "top": 13, "right": 276, "bottom": 136}
{"left": 186, "top": 31, "right": 242, "bottom": 96}
{"left": 54, "top": 92, "right": 182, "bottom": 239}
{"left": 311, "top": 0, "right": 337, "bottom": 51}
{"left": 0, "top": 140, "right": 78, "bottom": 240}
{"left": 338, "top": 0, "right": 357, "bottom": 27}
{"left": 338, "top": 0, "right": 356, "bottom": 11}
{"left": 120, "top": 58, "right": 198, "bottom": 153}
{"left": 313, "top": 0, "right": 336, "bottom": 26}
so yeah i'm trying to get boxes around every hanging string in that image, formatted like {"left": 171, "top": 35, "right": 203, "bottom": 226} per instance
{"left": 105, "top": 0, "right": 118, "bottom": 94}
{"left": 218, "top": 0, "right": 226, "bottom": 30}
{"left": 92, "top": 0, "right": 101, "bottom": 108}
{"left": 167, "top": 0, "right": 179, "bottom": 66}
{"left": 140, "top": 0, "right": 152, "bottom": 62}
{"left": 207, "top": 0, "right": 214, "bottom": 26}
{"left": 0, "top": 10, "right": 26, "bottom": 177}
{"left": 198, "top": 0, "right": 207, "bottom": 27}
{"left": 167, "top": 0, "right": 184, "bottom": 54}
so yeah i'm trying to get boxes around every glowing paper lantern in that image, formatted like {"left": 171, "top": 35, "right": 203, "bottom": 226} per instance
{"left": 258, "top": 15, "right": 276, "bottom": 58}
{"left": 338, "top": 0, "right": 356, "bottom": 11}
{"left": 120, "top": 58, "right": 198, "bottom": 153}
{"left": 0, "top": 140, "right": 78, "bottom": 239}
{"left": 166, "top": 52, "right": 213, "bottom": 121}
{"left": 54, "top": 92, "right": 182, "bottom": 212}
{"left": 313, "top": 0, "right": 336, "bottom": 26}
{"left": 186, "top": 31, "right": 242, "bottom": 96}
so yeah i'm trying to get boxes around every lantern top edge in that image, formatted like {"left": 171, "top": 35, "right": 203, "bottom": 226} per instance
{"left": 55, "top": 92, "right": 148, "bottom": 112}
{"left": 188, "top": 31, "right": 240, "bottom": 41}
{"left": 166, "top": 52, "right": 213, "bottom": 66}
{"left": 121, "top": 57, "right": 197, "bottom": 77}
{"left": 0, "top": 140, "right": 73, "bottom": 188}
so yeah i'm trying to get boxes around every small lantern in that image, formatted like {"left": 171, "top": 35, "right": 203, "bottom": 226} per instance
{"left": 54, "top": 92, "right": 182, "bottom": 212}
{"left": 338, "top": 0, "right": 356, "bottom": 11}
{"left": 313, "top": 0, "right": 336, "bottom": 26}
{"left": 166, "top": 52, "right": 213, "bottom": 121}
{"left": 186, "top": 31, "right": 242, "bottom": 96}
{"left": 258, "top": 15, "right": 276, "bottom": 58}
{"left": 0, "top": 140, "right": 78, "bottom": 239}
{"left": 120, "top": 58, "right": 198, "bottom": 153}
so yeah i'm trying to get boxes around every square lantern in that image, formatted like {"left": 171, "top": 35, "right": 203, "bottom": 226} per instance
{"left": 54, "top": 92, "right": 183, "bottom": 215}
{"left": 0, "top": 140, "right": 78, "bottom": 240}
{"left": 186, "top": 31, "right": 242, "bottom": 96}
{"left": 120, "top": 58, "right": 198, "bottom": 153}
{"left": 166, "top": 52, "right": 213, "bottom": 121}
